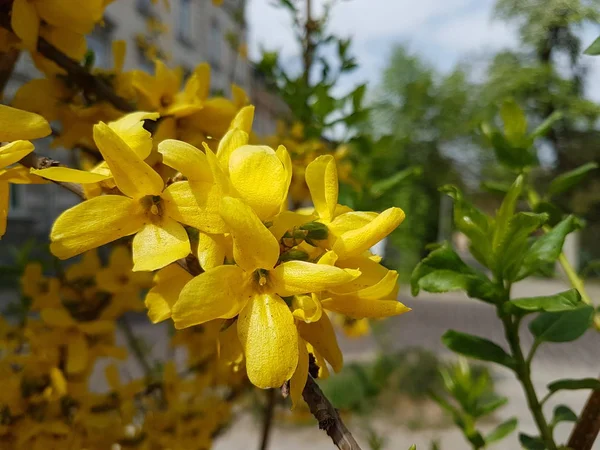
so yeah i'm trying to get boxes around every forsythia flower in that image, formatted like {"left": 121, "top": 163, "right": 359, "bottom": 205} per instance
{"left": 0, "top": 105, "right": 51, "bottom": 237}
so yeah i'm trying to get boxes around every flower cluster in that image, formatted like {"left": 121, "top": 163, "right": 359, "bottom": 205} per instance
{"left": 36, "top": 107, "right": 409, "bottom": 407}
{"left": 0, "top": 247, "right": 238, "bottom": 450}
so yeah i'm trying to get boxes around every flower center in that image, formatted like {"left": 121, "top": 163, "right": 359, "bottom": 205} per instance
{"left": 141, "top": 195, "right": 164, "bottom": 220}
{"left": 253, "top": 269, "right": 270, "bottom": 289}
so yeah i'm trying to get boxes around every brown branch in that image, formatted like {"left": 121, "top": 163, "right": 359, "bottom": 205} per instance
{"left": 19, "top": 152, "right": 85, "bottom": 199}
{"left": 0, "top": 14, "right": 134, "bottom": 112}
{"left": 568, "top": 384, "right": 600, "bottom": 450}
{"left": 302, "top": 375, "right": 362, "bottom": 450}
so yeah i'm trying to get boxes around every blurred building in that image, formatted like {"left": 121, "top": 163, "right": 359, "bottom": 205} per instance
{"left": 1, "top": 0, "right": 287, "bottom": 255}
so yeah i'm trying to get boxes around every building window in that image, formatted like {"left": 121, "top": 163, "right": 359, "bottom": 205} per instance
{"left": 209, "top": 17, "right": 222, "bottom": 70}
{"left": 177, "top": 0, "right": 193, "bottom": 45}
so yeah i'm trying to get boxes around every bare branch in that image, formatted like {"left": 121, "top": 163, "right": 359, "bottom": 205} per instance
{"left": 0, "top": 14, "right": 135, "bottom": 112}
{"left": 302, "top": 375, "right": 362, "bottom": 450}
{"left": 18, "top": 152, "right": 86, "bottom": 199}
{"left": 568, "top": 385, "right": 600, "bottom": 450}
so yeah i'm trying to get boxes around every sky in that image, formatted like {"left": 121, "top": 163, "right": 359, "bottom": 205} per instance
{"left": 247, "top": 0, "right": 600, "bottom": 100}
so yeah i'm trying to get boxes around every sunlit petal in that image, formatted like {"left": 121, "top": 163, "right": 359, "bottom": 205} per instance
{"left": 145, "top": 264, "right": 193, "bottom": 323}
{"left": 289, "top": 339, "right": 309, "bottom": 409}
{"left": 305, "top": 155, "right": 338, "bottom": 222}
{"left": 237, "top": 293, "right": 298, "bottom": 388}
{"left": 220, "top": 196, "right": 280, "bottom": 272}
{"left": 271, "top": 260, "right": 360, "bottom": 296}
{"left": 132, "top": 218, "right": 190, "bottom": 271}
{"left": 50, "top": 196, "right": 145, "bottom": 260}
{"left": 322, "top": 296, "right": 411, "bottom": 319}
{"left": 172, "top": 265, "right": 250, "bottom": 329}
{"left": 297, "top": 312, "right": 343, "bottom": 372}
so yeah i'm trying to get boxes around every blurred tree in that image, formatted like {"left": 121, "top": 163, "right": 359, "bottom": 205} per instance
{"left": 489, "top": 0, "right": 600, "bottom": 267}
{"left": 366, "top": 47, "right": 476, "bottom": 274}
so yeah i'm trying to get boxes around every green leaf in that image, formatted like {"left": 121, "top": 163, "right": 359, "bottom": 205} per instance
{"left": 517, "top": 216, "right": 579, "bottom": 280}
{"left": 552, "top": 405, "right": 577, "bottom": 425}
{"left": 440, "top": 185, "right": 494, "bottom": 268}
{"left": 476, "top": 396, "right": 508, "bottom": 417}
{"left": 531, "top": 111, "right": 563, "bottom": 139}
{"left": 500, "top": 98, "right": 527, "bottom": 145}
{"left": 370, "top": 166, "right": 422, "bottom": 197}
{"left": 507, "top": 289, "right": 582, "bottom": 314}
{"left": 408, "top": 445, "right": 417, "bottom": 450}
{"left": 493, "top": 175, "right": 523, "bottom": 250}
{"left": 481, "top": 181, "right": 512, "bottom": 195}
{"left": 548, "top": 162, "right": 599, "bottom": 196}
{"left": 532, "top": 201, "right": 564, "bottom": 227}
{"left": 547, "top": 378, "right": 600, "bottom": 393}
{"left": 485, "top": 418, "right": 517, "bottom": 444}
{"left": 584, "top": 35, "right": 600, "bottom": 55}
{"left": 442, "top": 330, "right": 516, "bottom": 369}
{"left": 411, "top": 244, "right": 499, "bottom": 302}
{"left": 519, "top": 433, "right": 545, "bottom": 450}
{"left": 529, "top": 305, "right": 594, "bottom": 342}
{"left": 495, "top": 212, "right": 548, "bottom": 281}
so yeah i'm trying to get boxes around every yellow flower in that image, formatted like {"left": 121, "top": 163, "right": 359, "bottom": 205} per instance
{"left": 305, "top": 155, "right": 406, "bottom": 260}
{"left": 0, "top": 105, "right": 51, "bottom": 237}
{"left": 171, "top": 196, "right": 360, "bottom": 389}
{"left": 50, "top": 121, "right": 203, "bottom": 271}
{"left": 132, "top": 61, "right": 207, "bottom": 117}
{"left": 96, "top": 246, "right": 153, "bottom": 294}
{"left": 40, "top": 307, "right": 114, "bottom": 375}
{"left": 145, "top": 263, "right": 193, "bottom": 324}
{"left": 21, "top": 263, "right": 61, "bottom": 310}
{"left": 11, "top": 0, "right": 105, "bottom": 50}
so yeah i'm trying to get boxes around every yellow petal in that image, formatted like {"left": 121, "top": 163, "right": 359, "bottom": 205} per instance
{"left": 158, "top": 139, "right": 212, "bottom": 181}
{"left": 66, "top": 333, "right": 88, "bottom": 374}
{"left": 50, "top": 196, "right": 145, "bottom": 260}
{"left": 289, "top": 339, "right": 309, "bottom": 409}
{"left": 41, "top": 308, "right": 76, "bottom": 328}
{"left": 31, "top": 167, "right": 111, "bottom": 183}
{"left": 49, "top": 367, "right": 67, "bottom": 396}
{"left": 228, "top": 145, "right": 287, "bottom": 221}
{"left": 334, "top": 255, "right": 390, "bottom": 293}
{"left": 132, "top": 218, "right": 190, "bottom": 271}
{"left": 108, "top": 111, "right": 159, "bottom": 159}
{"left": 219, "top": 321, "right": 244, "bottom": 368}
{"left": 332, "top": 207, "right": 405, "bottom": 260}
{"left": 271, "top": 261, "right": 360, "bottom": 296}
{"left": 232, "top": 84, "right": 249, "bottom": 109}
{"left": 297, "top": 313, "right": 343, "bottom": 372}
{"left": 268, "top": 210, "right": 312, "bottom": 241}
{"left": 11, "top": 0, "right": 39, "bottom": 50}
{"left": 277, "top": 145, "right": 292, "bottom": 209}
{"left": 220, "top": 196, "right": 280, "bottom": 272}
{"left": 328, "top": 211, "right": 378, "bottom": 237}
{"left": 321, "top": 297, "right": 411, "bottom": 319}
{"left": 93, "top": 122, "right": 164, "bottom": 198}
{"left": 78, "top": 320, "right": 115, "bottom": 335}
{"left": 145, "top": 264, "right": 193, "bottom": 323}
{"left": 352, "top": 270, "right": 399, "bottom": 299}
{"left": 216, "top": 128, "right": 249, "bottom": 170}
{"left": 305, "top": 155, "right": 338, "bottom": 222}
{"left": 292, "top": 293, "right": 323, "bottom": 323}
{"left": 112, "top": 40, "right": 126, "bottom": 72}
{"left": 0, "top": 140, "right": 34, "bottom": 169}
{"left": 237, "top": 293, "right": 298, "bottom": 388}
{"left": 229, "top": 105, "right": 254, "bottom": 134}
{"left": 36, "top": 0, "right": 103, "bottom": 34}
{"left": 197, "top": 232, "right": 226, "bottom": 270}
{"left": 162, "top": 180, "right": 226, "bottom": 233}
{"left": 172, "top": 265, "right": 250, "bottom": 329}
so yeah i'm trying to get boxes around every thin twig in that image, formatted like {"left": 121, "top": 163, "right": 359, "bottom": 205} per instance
{"left": 0, "top": 14, "right": 134, "bottom": 112}
{"left": 302, "top": 375, "right": 362, "bottom": 450}
{"left": 18, "top": 152, "right": 86, "bottom": 199}
{"left": 259, "top": 388, "right": 276, "bottom": 450}
{"left": 567, "top": 379, "right": 600, "bottom": 450}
